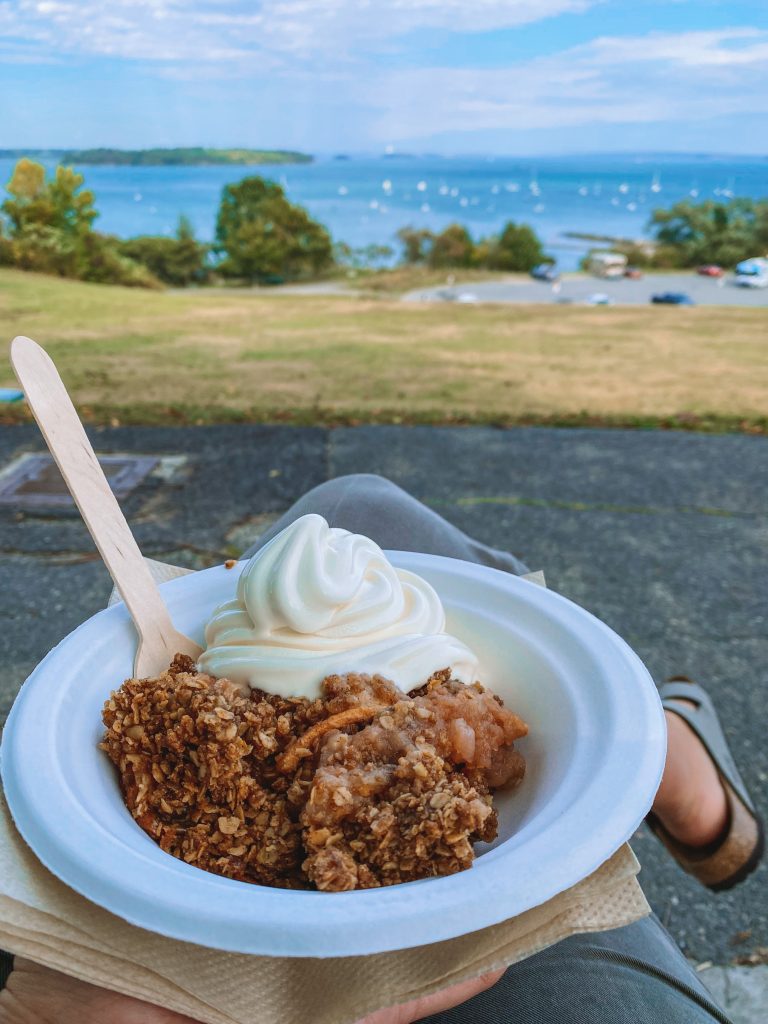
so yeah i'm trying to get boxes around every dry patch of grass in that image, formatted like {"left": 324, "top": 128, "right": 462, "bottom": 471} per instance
{"left": 346, "top": 265, "right": 519, "bottom": 295}
{"left": 1, "top": 269, "right": 766, "bottom": 430}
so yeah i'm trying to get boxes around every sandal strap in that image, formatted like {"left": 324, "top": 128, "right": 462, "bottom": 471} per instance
{"left": 659, "top": 680, "right": 756, "bottom": 816}
{"left": 659, "top": 679, "right": 708, "bottom": 706}
{"left": 648, "top": 780, "right": 764, "bottom": 891}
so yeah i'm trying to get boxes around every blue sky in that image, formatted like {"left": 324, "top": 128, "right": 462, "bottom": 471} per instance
{"left": 2, "top": 0, "right": 767, "bottom": 154}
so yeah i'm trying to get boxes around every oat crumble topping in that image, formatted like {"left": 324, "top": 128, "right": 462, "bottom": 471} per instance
{"left": 100, "top": 656, "right": 528, "bottom": 891}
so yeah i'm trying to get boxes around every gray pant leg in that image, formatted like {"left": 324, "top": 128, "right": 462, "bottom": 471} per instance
{"left": 242, "top": 474, "right": 530, "bottom": 575}
{"left": 242, "top": 475, "right": 729, "bottom": 1023}
{"left": 421, "top": 917, "right": 731, "bottom": 1024}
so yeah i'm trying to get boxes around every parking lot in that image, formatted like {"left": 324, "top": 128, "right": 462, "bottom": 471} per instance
{"left": 403, "top": 271, "right": 768, "bottom": 307}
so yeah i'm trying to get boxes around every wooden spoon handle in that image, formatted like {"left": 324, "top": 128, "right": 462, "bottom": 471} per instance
{"left": 10, "top": 336, "right": 178, "bottom": 653}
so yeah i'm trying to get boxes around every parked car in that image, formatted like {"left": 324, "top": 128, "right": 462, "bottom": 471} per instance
{"left": 585, "top": 293, "right": 614, "bottom": 305}
{"left": 433, "top": 288, "right": 479, "bottom": 303}
{"left": 734, "top": 258, "right": 768, "bottom": 288}
{"left": 696, "top": 264, "right": 724, "bottom": 277}
{"left": 530, "top": 263, "right": 559, "bottom": 282}
{"left": 651, "top": 292, "right": 695, "bottom": 305}
{"left": 624, "top": 266, "right": 643, "bottom": 279}
{"left": 734, "top": 274, "right": 768, "bottom": 289}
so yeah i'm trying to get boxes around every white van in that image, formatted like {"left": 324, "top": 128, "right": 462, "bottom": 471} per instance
{"left": 587, "top": 252, "right": 627, "bottom": 279}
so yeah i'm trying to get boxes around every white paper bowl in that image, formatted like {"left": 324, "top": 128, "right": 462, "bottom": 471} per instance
{"left": 1, "top": 553, "right": 665, "bottom": 957}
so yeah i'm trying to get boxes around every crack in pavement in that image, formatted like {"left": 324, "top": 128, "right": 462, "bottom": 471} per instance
{"left": 427, "top": 495, "right": 763, "bottom": 519}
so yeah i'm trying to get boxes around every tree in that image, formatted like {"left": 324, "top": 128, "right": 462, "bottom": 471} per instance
{"left": 0, "top": 157, "right": 159, "bottom": 286}
{"left": 487, "top": 221, "right": 544, "bottom": 271}
{"left": 3, "top": 158, "right": 97, "bottom": 239}
{"left": 397, "top": 225, "right": 434, "bottom": 264}
{"left": 215, "top": 176, "right": 333, "bottom": 283}
{"left": 395, "top": 219, "right": 544, "bottom": 271}
{"left": 1, "top": 159, "right": 100, "bottom": 278}
{"left": 649, "top": 198, "right": 766, "bottom": 267}
{"left": 428, "top": 224, "right": 476, "bottom": 269}
{"left": 753, "top": 201, "right": 768, "bottom": 252}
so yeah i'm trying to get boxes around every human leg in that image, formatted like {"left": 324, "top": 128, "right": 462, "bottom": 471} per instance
{"left": 419, "top": 916, "right": 732, "bottom": 1024}
{"left": 247, "top": 475, "right": 759, "bottom": 865}
{"left": 240, "top": 474, "right": 743, "bottom": 1020}
{"left": 242, "top": 474, "right": 530, "bottom": 575}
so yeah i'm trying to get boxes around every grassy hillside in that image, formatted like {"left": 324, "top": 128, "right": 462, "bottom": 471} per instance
{"left": 1, "top": 269, "right": 765, "bottom": 431}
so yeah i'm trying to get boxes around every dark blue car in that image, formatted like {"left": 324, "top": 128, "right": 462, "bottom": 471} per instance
{"left": 530, "top": 263, "right": 559, "bottom": 282}
{"left": 651, "top": 292, "right": 695, "bottom": 306}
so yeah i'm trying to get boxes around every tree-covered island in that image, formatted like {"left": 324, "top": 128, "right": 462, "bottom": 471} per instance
{"left": 0, "top": 148, "right": 313, "bottom": 166}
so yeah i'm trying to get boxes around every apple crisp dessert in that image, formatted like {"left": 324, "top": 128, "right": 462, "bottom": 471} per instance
{"left": 101, "top": 655, "right": 528, "bottom": 891}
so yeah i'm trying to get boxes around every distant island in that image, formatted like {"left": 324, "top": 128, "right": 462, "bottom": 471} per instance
{"left": 0, "top": 147, "right": 313, "bottom": 166}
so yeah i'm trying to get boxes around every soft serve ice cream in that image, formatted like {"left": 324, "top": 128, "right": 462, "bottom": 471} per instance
{"left": 197, "top": 514, "right": 479, "bottom": 698}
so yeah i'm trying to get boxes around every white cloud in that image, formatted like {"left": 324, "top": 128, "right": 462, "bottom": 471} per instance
{"left": 3, "top": 2, "right": 768, "bottom": 146}
{"left": 7, "top": 0, "right": 600, "bottom": 64}
{"left": 244, "top": 0, "right": 599, "bottom": 56}
{"left": 362, "top": 28, "right": 768, "bottom": 140}
{"left": 8, "top": 0, "right": 767, "bottom": 81}
{"left": 589, "top": 27, "right": 768, "bottom": 67}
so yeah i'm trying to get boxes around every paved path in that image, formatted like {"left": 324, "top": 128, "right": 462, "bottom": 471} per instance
{"left": 403, "top": 271, "right": 768, "bottom": 307}
{"left": 0, "top": 424, "right": 765, "bottom": 1012}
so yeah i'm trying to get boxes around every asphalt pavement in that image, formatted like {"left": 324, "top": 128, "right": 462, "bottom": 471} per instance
{"left": 0, "top": 423, "right": 765, "bottom": 1010}
{"left": 403, "top": 271, "right": 768, "bottom": 307}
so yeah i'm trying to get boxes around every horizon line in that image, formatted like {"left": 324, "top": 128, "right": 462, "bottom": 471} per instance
{"left": 0, "top": 147, "right": 767, "bottom": 161}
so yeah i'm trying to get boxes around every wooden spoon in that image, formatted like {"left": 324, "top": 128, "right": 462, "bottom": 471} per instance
{"left": 10, "top": 335, "right": 203, "bottom": 676}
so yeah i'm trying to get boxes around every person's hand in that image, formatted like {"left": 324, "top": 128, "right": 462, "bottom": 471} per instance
{"left": 0, "top": 958, "right": 196, "bottom": 1024}
{"left": 355, "top": 968, "right": 505, "bottom": 1024}
{"left": 0, "top": 957, "right": 504, "bottom": 1024}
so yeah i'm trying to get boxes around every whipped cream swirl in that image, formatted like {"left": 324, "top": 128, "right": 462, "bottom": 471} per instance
{"left": 197, "top": 514, "right": 479, "bottom": 698}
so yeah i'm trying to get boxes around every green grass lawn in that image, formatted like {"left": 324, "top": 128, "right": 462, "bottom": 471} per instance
{"left": 1, "top": 268, "right": 766, "bottom": 431}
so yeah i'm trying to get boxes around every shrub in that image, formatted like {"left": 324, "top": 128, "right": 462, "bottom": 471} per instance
{"left": 118, "top": 217, "right": 210, "bottom": 286}
{"left": 0, "top": 223, "right": 79, "bottom": 276}
{"left": 79, "top": 233, "right": 162, "bottom": 288}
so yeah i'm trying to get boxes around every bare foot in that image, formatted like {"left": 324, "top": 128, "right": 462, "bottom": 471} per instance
{"left": 651, "top": 704, "right": 728, "bottom": 848}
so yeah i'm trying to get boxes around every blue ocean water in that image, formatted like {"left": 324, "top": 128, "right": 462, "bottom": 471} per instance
{"left": 2, "top": 154, "right": 767, "bottom": 270}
